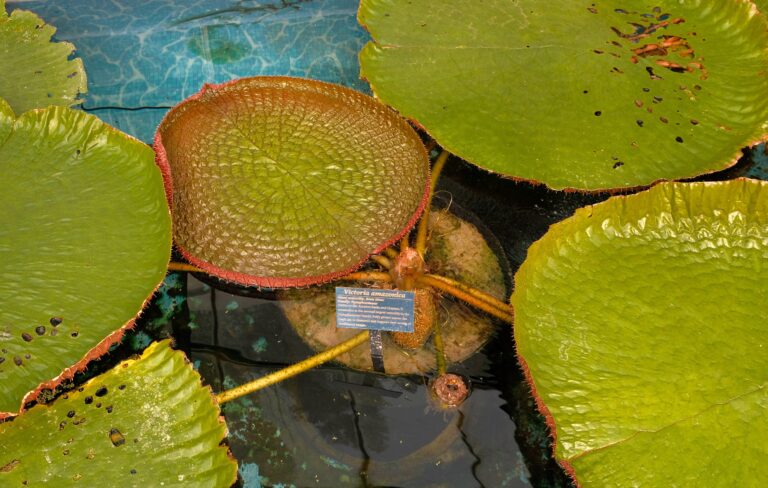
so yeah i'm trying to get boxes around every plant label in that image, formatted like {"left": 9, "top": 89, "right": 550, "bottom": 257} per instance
{"left": 335, "top": 287, "right": 414, "bottom": 332}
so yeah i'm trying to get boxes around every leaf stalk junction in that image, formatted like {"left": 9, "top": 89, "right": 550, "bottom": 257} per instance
{"left": 169, "top": 150, "right": 515, "bottom": 404}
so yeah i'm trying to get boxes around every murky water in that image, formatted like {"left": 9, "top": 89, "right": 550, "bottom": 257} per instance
{"left": 133, "top": 157, "right": 595, "bottom": 488}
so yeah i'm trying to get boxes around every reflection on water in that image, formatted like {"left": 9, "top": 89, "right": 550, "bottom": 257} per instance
{"left": 180, "top": 275, "right": 532, "bottom": 487}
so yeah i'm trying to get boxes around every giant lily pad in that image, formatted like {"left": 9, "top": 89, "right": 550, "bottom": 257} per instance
{"left": 359, "top": 0, "right": 768, "bottom": 190}
{"left": 0, "top": 340, "right": 237, "bottom": 486}
{"left": 513, "top": 179, "right": 768, "bottom": 485}
{"left": 0, "top": 105, "right": 171, "bottom": 416}
{"left": 0, "top": 0, "right": 86, "bottom": 113}
{"left": 155, "top": 76, "right": 429, "bottom": 287}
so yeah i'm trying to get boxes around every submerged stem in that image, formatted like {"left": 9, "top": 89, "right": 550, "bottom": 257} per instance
{"left": 167, "top": 262, "right": 204, "bottom": 273}
{"left": 216, "top": 331, "right": 370, "bottom": 404}
{"left": 416, "top": 273, "right": 514, "bottom": 324}
{"left": 415, "top": 150, "right": 450, "bottom": 257}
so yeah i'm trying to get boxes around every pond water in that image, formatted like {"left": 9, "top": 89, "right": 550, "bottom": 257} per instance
{"left": 10, "top": 1, "right": 766, "bottom": 486}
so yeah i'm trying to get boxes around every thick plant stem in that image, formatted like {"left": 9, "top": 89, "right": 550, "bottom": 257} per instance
{"left": 168, "top": 262, "right": 204, "bottom": 273}
{"left": 416, "top": 273, "right": 514, "bottom": 324}
{"left": 400, "top": 235, "right": 410, "bottom": 253}
{"left": 343, "top": 271, "right": 392, "bottom": 283}
{"left": 433, "top": 318, "right": 447, "bottom": 376}
{"left": 216, "top": 331, "right": 370, "bottom": 404}
{"left": 370, "top": 255, "right": 393, "bottom": 270}
{"left": 384, "top": 247, "right": 399, "bottom": 260}
{"left": 415, "top": 150, "right": 450, "bottom": 257}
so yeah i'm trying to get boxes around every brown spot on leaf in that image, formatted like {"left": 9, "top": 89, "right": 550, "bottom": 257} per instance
{"left": 0, "top": 459, "right": 20, "bottom": 473}
{"left": 110, "top": 428, "right": 126, "bottom": 447}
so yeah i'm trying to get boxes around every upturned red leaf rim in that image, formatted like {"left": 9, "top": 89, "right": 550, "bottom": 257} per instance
{"left": 154, "top": 76, "right": 430, "bottom": 288}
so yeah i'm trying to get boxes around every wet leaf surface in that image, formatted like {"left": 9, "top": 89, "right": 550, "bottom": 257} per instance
{"left": 0, "top": 0, "right": 86, "bottom": 113}
{"left": 0, "top": 341, "right": 237, "bottom": 487}
{"left": 360, "top": 0, "right": 768, "bottom": 190}
{"left": 0, "top": 106, "right": 171, "bottom": 415}
{"left": 513, "top": 179, "right": 768, "bottom": 484}
{"left": 155, "top": 76, "right": 429, "bottom": 287}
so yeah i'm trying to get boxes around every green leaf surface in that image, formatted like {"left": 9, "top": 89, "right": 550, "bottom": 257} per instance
{"left": 0, "top": 96, "right": 12, "bottom": 143}
{"left": 512, "top": 179, "right": 768, "bottom": 485}
{"left": 0, "top": 340, "right": 237, "bottom": 487}
{"left": 0, "top": 1, "right": 86, "bottom": 113}
{"left": 155, "top": 76, "right": 429, "bottom": 287}
{"left": 0, "top": 107, "right": 171, "bottom": 416}
{"left": 360, "top": 0, "right": 768, "bottom": 190}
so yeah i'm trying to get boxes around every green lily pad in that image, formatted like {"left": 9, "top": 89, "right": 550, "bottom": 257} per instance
{"left": 359, "top": 1, "right": 768, "bottom": 190}
{"left": 0, "top": 340, "right": 238, "bottom": 486}
{"left": 512, "top": 179, "right": 768, "bottom": 485}
{"left": 155, "top": 76, "right": 429, "bottom": 287}
{"left": 0, "top": 0, "right": 87, "bottom": 113}
{"left": 0, "top": 106, "right": 171, "bottom": 416}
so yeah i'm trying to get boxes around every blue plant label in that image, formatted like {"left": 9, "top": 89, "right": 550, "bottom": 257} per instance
{"left": 335, "top": 287, "right": 414, "bottom": 332}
